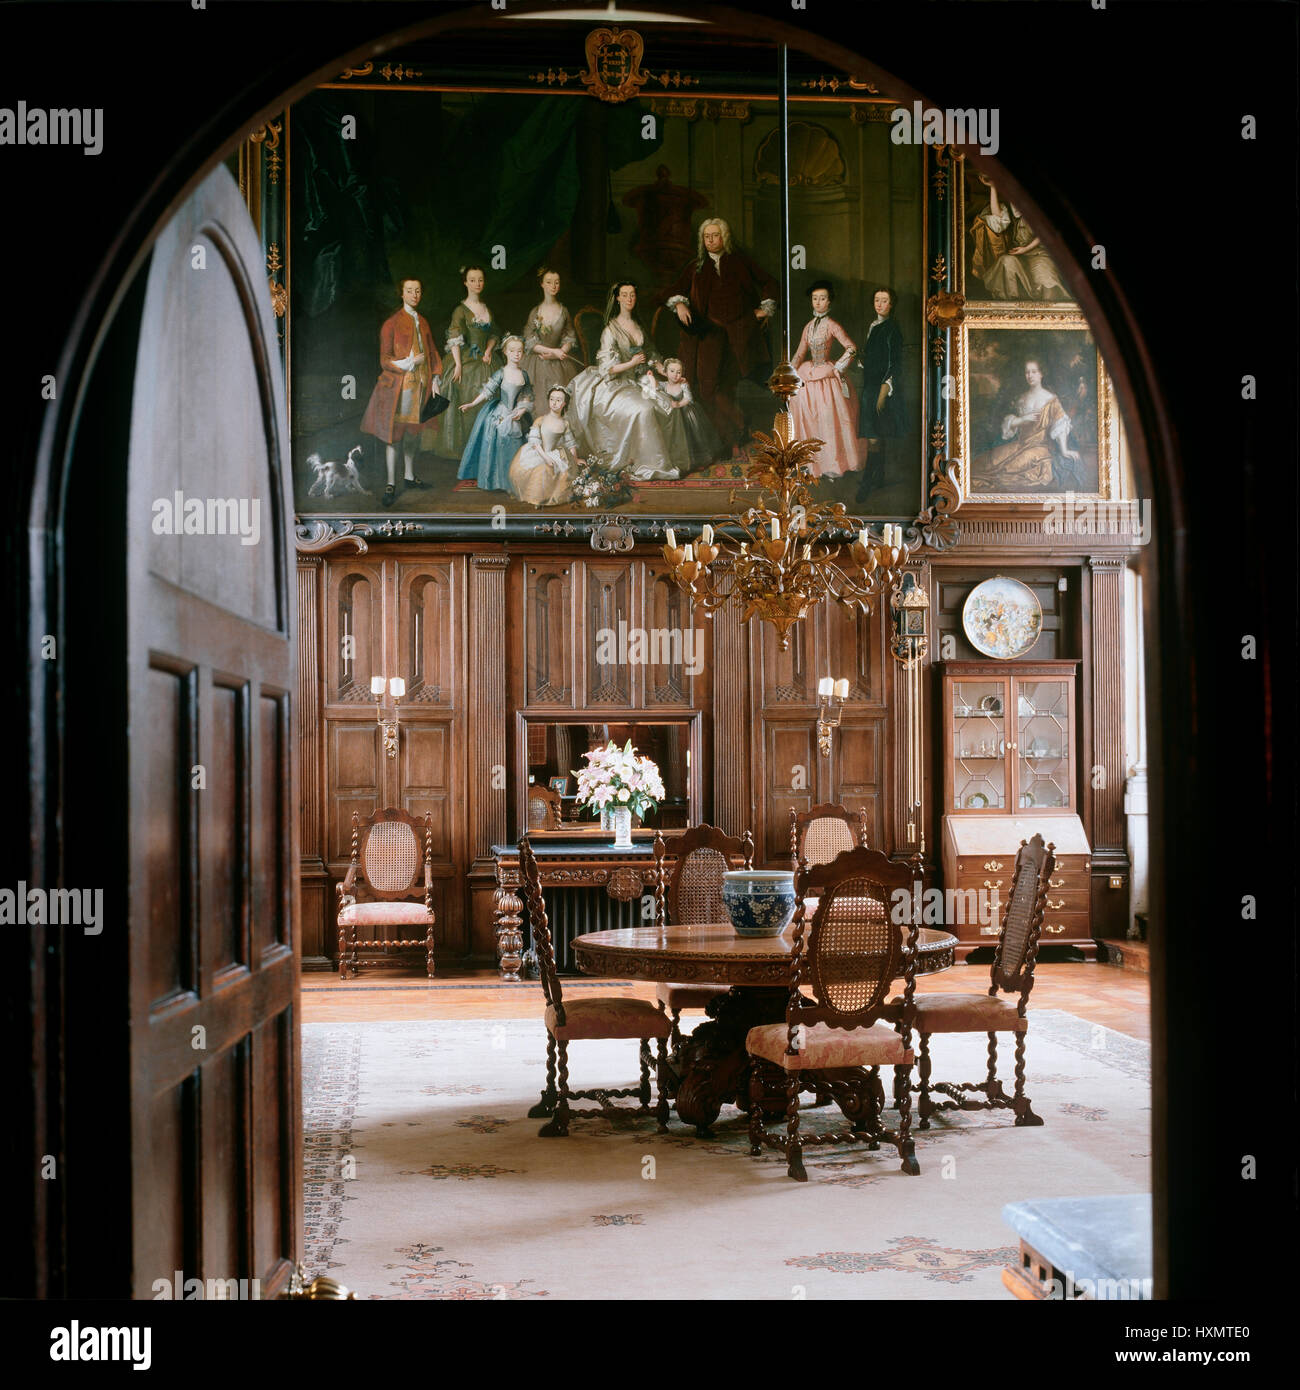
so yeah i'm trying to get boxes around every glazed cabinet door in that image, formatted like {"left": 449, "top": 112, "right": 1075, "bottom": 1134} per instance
{"left": 1011, "top": 674, "right": 1076, "bottom": 812}
{"left": 946, "top": 672, "right": 1013, "bottom": 813}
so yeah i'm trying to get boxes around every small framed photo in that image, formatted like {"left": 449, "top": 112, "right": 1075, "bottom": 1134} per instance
{"left": 548, "top": 776, "right": 570, "bottom": 795}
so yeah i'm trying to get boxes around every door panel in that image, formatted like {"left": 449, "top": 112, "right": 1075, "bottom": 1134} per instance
{"left": 126, "top": 167, "right": 299, "bottom": 1298}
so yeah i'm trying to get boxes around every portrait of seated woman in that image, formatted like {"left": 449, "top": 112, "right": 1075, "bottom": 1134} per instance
{"left": 568, "top": 281, "right": 682, "bottom": 481}
{"left": 973, "top": 358, "right": 1085, "bottom": 492}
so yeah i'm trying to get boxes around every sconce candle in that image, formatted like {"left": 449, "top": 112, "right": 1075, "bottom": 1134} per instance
{"left": 818, "top": 676, "right": 833, "bottom": 697}
{"left": 389, "top": 677, "right": 406, "bottom": 699}
{"left": 833, "top": 678, "right": 850, "bottom": 700}
{"left": 370, "top": 676, "right": 386, "bottom": 696}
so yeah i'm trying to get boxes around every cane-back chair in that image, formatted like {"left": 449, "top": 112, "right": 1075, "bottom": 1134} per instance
{"left": 651, "top": 824, "right": 754, "bottom": 1048}
{"left": 519, "top": 837, "right": 671, "bottom": 1137}
{"left": 790, "top": 803, "right": 869, "bottom": 873}
{"left": 336, "top": 808, "right": 436, "bottom": 979}
{"left": 746, "top": 847, "right": 923, "bottom": 1181}
{"left": 885, "top": 834, "right": 1056, "bottom": 1128}
{"left": 526, "top": 784, "right": 562, "bottom": 831}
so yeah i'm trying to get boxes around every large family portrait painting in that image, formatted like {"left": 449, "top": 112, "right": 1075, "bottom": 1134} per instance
{"left": 288, "top": 80, "right": 924, "bottom": 523}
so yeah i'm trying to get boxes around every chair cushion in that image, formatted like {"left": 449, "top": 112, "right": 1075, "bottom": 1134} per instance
{"left": 338, "top": 901, "right": 434, "bottom": 927}
{"left": 881, "top": 993, "right": 1028, "bottom": 1033}
{"left": 746, "top": 1021, "right": 913, "bottom": 1070}
{"left": 546, "top": 996, "right": 673, "bottom": 1042}
{"left": 655, "top": 982, "right": 730, "bottom": 1011}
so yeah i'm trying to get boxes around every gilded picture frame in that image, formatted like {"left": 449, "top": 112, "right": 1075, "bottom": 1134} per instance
{"left": 951, "top": 311, "right": 1117, "bottom": 504}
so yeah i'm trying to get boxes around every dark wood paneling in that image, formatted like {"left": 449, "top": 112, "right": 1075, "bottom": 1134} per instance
{"left": 523, "top": 558, "right": 575, "bottom": 706}
{"left": 584, "top": 563, "right": 633, "bottom": 705}
{"left": 147, "top": 661, "right": 193, "bottom": 1004}
{"left": 207, "top": 679, "right": 246, "bottom": 976}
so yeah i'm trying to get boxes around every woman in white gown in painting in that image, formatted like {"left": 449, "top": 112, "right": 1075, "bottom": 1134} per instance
{"left": 509, "top": 386, "right": 580, "bottom": 507}
{"left": 569, "top": 281, "right": 680, "bottom": 480}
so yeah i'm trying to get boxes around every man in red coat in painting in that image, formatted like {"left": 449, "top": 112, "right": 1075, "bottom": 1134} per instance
{"left": 663, "top": 217, "right": 778, "bottom": 449}
{"left": 360, "top": 277, "right": 443, "bottom": 506}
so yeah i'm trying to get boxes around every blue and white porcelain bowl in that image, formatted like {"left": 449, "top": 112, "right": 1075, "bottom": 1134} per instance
{"left": 722, "top": 870, "right": 798, "bottom": 938}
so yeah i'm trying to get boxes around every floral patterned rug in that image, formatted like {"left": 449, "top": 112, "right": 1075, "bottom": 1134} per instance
{"left": 301, "top": 1010, "right": 1149, "bottom": 1300}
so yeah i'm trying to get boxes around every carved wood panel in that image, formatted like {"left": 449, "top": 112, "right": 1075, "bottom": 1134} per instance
{"left": 642, "top": 564, "right": 696, "bottom": 707}
{"left": 327, "top": 722, "right": 380, "bottom": 861}
{"left": 823, "top": 602, "right": 885, "bottom": 705}
{"left": 833, "top": 720, "right": 885, "bottom": 850}
{"left": 584, "top": 562, "right": 633, "bottom": 705}
{"left": 763, "top": 723, "right": 818, "bottom": 860}
{"left": 524, "top": 559, "right": 576, "bottom": 706}
{"left": 759, "top": 608, "right": 812, "bottom": 705}
{"left": 396, "top": 560, "right": 455, "bottom": 705}
{"left": 324, "top": 560, "right": 385, "bottom": 706}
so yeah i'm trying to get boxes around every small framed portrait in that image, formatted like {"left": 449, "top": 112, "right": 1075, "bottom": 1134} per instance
{"left": 953, "top": 314, "right": 1118, "bottom": 503}
{"left": 547, "top": 776, "right": 570, "bottom": 796}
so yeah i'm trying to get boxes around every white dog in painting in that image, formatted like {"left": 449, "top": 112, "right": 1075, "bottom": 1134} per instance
{"left": 306, "top": 445, "right": 369, "bottom": 498}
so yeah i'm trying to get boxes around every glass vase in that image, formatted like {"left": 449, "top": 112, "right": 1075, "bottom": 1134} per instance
{"left": 611, "top": 806, "right": 633, "bottom": 849}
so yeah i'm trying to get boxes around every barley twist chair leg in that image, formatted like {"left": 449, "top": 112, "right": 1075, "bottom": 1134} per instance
{"left": 865, "top": 1066, "right": 881, "bottom": 1148}
{"left": 539, "top": 1039, "right": 571, "bottom": 1137}
{"left": 1012, "top": 1029, "right": 1043, "bottom": 1126}
{"left": 896, "top": 1064, "right": 920, "bottom": 1175}
{"left": 638, "top": 1039, "right": 652, "bottom": 1107}
{"left": 425, "top": 923, "right": 436, "bottom": 980}
{"left": 917, "top": 1032, "right": 933, "bottom": 1130}
{"left": 985, "top": 1030, "right": 999, "bottom": 1099}
{"left": 669, "top": 1007, "right": 683, "bottom": 1052}
{"left": 338, "top": 919, "right": 349, "bottom": 979}
{"left": 785, "top": 1069, "right": 807, "bottom": 1182}
{"left": 528, "top": 1032, "right": 558, "bottom": 1118}
{"left": 349, "top": 923, "right": 359, "bottom": 979}
{"left": 748, "top": 1062, "right": 765, "bottom": 1155}
{"left": 654, "top": 1036, "right": 670, "bottom": 1133}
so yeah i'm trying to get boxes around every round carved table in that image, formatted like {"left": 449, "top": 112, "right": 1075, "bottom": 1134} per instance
{"left": 572, "top": 922, "right": 958, "bottom": 1135}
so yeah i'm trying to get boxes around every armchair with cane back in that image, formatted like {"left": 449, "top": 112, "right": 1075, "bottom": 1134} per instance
{"left": 884, "top": 834, "right": 1056, "bottom": 1128}
{"left": 746, "top": 847, "right": 923, "bottom": 1181}
{"left": 336, "top": 808, "right": 436, "bottom": 979}
{"left": 519, "top": 836, "right": 671, "bottom": 1137}
{"left": 651, "top": 824, "right": 754, "bottom": 1049}
{"left": 790, "top": 803, "right": 869, "bottom": 872}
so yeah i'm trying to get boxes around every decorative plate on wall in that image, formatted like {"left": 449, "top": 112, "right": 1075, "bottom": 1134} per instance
{"left": 962, "top": 576, "right": 1043, "bottom": 660}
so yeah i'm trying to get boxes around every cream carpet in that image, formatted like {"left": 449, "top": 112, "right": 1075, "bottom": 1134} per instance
{"left": 302, "top": 1012, "right": 1149, "bottom": 1300}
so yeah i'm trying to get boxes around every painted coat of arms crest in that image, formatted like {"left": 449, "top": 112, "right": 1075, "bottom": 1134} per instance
{"left": 582, "top": 26, "right": 648, "bottom": 103}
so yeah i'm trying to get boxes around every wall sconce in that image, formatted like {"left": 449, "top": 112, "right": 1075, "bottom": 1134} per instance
{"left": 816, "top": 676, "right": 849, "bottom": 758}
{"left": 371, "top": 675, "right": 406, "bottom": 759}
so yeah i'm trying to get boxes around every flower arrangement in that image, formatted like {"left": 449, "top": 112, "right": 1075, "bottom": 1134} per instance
{"left": 569, "top": 452, "right": 632, "bottom": 509}
{"left": 572, "top": 740, "right": 665, "bottom": 821}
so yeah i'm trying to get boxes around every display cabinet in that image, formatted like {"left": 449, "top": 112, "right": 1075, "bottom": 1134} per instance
{"left": 940, "top": 660, "right": 1093, "bottom": 958}
{"left": 942, "top": 660, "right": 1080, "bottom": 815}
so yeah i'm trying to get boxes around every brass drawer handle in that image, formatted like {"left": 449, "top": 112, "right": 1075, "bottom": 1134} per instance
{"left": 1047, "top": 897, "right": 1066, "bottom": 910}
{"left": 1049, "top": 877, "right": 1067, "bottom": 888}
{"left": 1044, "top": 923, "right": 1066, "bottom": 934}
{"left": 983, "top": 879, "right": 1003, "bottom": 889}
{"left": 983, "top": 860, "right": 1004, "bottom": 871}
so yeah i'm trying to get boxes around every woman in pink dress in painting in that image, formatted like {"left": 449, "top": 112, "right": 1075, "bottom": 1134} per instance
{"left": 789, "top": 280, "right": 866, "bottom": 478}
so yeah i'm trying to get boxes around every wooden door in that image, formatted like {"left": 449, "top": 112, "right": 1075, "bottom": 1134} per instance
{"left": 124, "top": 167, "right": 300, "bottom": 1297}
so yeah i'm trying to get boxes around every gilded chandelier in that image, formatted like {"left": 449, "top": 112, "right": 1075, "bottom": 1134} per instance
{"left": 660, "top": 408, "right": 912, "bottom": 651}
